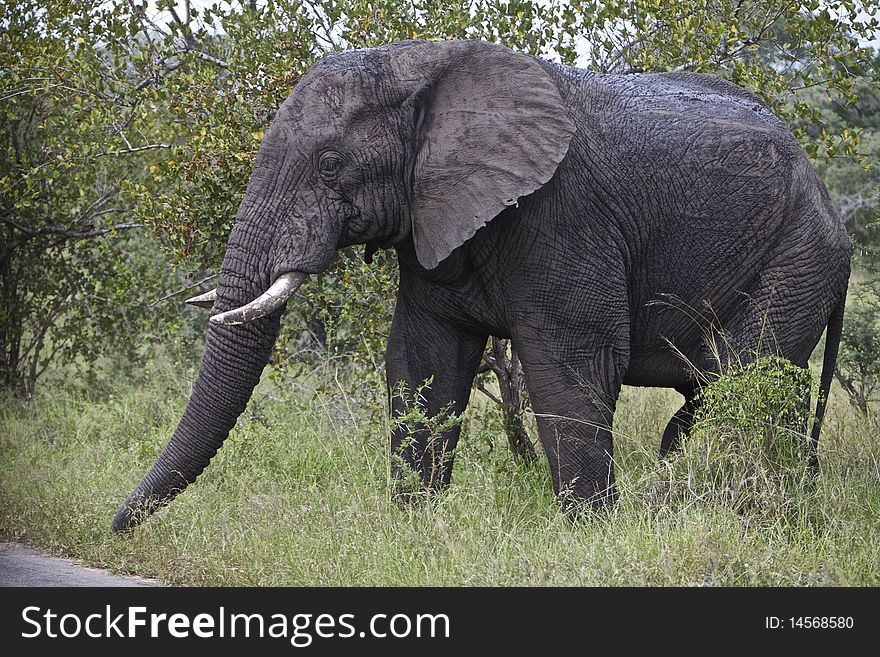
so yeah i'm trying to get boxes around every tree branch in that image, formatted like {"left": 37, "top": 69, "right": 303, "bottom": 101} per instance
{"left": 38, "top": 222, "right": 142, "bottom": 239}
{"left": 131, "top": 45, "right": 228, "bottom": 94}
{"left": 475, "top": 379, "right": 503, "bottom": 406}
{"left": 150, "top": 274, "right": 219, "bottom": 307}
{"left": 187, "top": 49, "right": 228, "bottom": 69}
{"left": 97, "top": 143, "right": 171, "bottom": 157}
{"left": 2, "top": 216, "right": 142, "bottom": 247}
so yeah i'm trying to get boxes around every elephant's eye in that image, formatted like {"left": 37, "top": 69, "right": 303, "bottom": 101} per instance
{"left": 318, "top": 151, "right": 344, "bottom": 180}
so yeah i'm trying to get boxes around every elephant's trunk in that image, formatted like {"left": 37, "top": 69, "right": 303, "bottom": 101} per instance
{"left": 112, "top": 219, "right": 290, "bottom": 533}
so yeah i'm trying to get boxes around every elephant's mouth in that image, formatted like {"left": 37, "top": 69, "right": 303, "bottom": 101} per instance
{"left": 185, "top": 271, "right": 308, "bottom": 326}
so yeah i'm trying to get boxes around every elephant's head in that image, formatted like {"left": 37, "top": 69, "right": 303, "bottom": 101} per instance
{"left": 112, "top": 39, "right": 574, "bottom": 532}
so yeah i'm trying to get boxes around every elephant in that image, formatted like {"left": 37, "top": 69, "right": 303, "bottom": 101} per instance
{"left": 112, "top": 39, "right": 851, "bottom": 532}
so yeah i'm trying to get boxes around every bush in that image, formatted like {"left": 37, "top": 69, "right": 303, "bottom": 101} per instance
{"left": 387, "top": 378, "right": 463, "bottom": 499}
{"left": 644, "top": 357, "right": 815, "bottom": 525}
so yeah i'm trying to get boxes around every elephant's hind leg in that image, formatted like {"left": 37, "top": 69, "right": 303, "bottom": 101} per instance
{"left": 660, "top": 386, "right": 699, "bottom": 457}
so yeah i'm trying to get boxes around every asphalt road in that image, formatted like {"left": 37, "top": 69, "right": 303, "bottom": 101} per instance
{"left": 0, "top": 543, "right": 159, "bottom": 587}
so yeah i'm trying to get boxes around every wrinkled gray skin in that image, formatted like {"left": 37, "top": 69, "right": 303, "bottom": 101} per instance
{"left": 113, "top": 40, "right": 851, "bottom": 532}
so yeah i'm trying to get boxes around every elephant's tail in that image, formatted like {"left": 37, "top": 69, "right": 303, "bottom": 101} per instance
{"left": 809, "top": 296, "right": 846, "bottom": 467}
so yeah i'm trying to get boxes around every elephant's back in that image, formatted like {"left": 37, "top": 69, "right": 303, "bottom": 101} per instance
{"left": 564, "top": 70, "right": 840, "bottom": 369}
{"left": 572, "top": 71, "right": 801, "bottom": 284}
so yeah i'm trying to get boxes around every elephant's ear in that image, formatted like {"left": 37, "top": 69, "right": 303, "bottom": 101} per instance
{"left": 406, "top": 40, "right": 575, "bottom": 269}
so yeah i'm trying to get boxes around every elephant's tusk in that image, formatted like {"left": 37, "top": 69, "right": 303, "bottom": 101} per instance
{"left": 185, "top": 288, "right": 218, "bottom": 309}
{"left": 210, "top": 272, "right": 307, "bottom": 325}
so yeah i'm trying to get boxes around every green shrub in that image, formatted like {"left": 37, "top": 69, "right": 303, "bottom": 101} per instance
{"left": 645, "top": 357, "right": 815, "bottom": 525}
{"left": 387, "top": 378, "right": 463, "bottom": 499}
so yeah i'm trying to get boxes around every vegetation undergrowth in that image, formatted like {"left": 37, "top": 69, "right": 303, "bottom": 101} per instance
{"left": 636, "top": 358, "right": 816, "bottom": 526}
{"left": 1, "top": 349, "right": 878, "bottom": 586}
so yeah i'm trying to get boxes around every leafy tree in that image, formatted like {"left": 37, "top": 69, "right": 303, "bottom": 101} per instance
{"left": 0, "top": 1, "right": 190, "bottom": 395}
{"left": 805, "top": 68, "right": 880, "bottom": 250}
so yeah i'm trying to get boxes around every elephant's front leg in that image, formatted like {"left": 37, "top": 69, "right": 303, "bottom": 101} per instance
{"left": 385, "top": 295, "right": 487, "bottom": 493}
{"left": 516, "top": 340, "right": 628, "bottom": 512}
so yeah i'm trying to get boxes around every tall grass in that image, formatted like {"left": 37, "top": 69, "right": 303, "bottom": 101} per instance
{"left": 1, "top": 348, "right": 878, "bottom": 585}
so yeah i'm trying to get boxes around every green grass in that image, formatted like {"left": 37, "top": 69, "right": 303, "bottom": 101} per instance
{"left": 1, "top": 351, "right": 878, "bottom": 586}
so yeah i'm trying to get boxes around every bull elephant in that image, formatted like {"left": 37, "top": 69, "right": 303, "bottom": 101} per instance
{"left": 112, "top": 39, "right": 850, "bottom": 532}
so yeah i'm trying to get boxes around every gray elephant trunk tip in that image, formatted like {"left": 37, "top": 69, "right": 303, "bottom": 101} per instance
{"left": 111, "top": 499, "right": 146, "bottom": 534}
{"left": 110, "top": 506, "right": 134, "bottom": 534}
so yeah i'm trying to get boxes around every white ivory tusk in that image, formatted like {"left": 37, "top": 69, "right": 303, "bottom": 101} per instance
{"left": 184, "top": 288, "right": 218, "bottom": 309}
{"left": 209, "top": 272, "right": 306, "bottom": 325}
